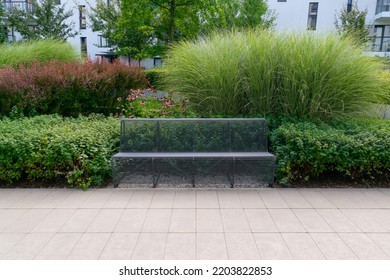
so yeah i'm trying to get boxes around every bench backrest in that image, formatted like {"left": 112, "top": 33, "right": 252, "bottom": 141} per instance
{"left": 120, "top": 118, "right": 268, "bottom": 152}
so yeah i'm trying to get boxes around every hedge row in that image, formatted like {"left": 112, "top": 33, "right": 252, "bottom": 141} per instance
{"left": 0, "top": 115, "right": 389, "bottom": 188}
{"left": 270, "top": 117, "right": 390, "bottom": 184}
{"left": 0, "top": 60, "right": 146, "bottom": 116}
{"left": 0, "top": 115, "right": 119, "bottom": 189}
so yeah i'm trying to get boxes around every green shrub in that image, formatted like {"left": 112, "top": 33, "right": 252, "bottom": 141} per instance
{"left": 162, "top": 30, "right": 387, "bottom": 118}
{"left": 0, "top": 39, "right": 78, "bottom": 68}
{"left": 0, "top": 60, "right": 146, "bottom": 116}
{"left": 0, "top": 115, "right": 120, "bottom": 189}
{"left": 270, "top": 117, "right": 390, "bottom": 184}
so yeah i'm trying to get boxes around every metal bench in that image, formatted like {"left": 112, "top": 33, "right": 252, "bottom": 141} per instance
{"left": 111, "top": 118, "right": 275, "bottom": 188}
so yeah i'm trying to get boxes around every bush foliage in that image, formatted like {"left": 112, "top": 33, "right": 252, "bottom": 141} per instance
{"left": 0, "top": 39, "right": 78, "bottom": 68}
{"left": 0, "top": 60, "right": 146, "bottom": 116}
{"left": 270, "top": 117, "right": 390, "bottom": 184}
{"left": 0, "top": 115, "right": 119, "bottom": 189}
{"left": 162, "top": 30, "right": 387, "bottom": 118}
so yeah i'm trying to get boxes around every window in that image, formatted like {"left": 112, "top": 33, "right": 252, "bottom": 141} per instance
{"left": 347, "top": 0, "right": 353, "bottom": 12}
{"left": 79, "top": 5, "right": 86, "bottom": 29}
{"left": 376, "top": 0, "right": 390, "bottom": 14}
{"left": 307, "top": 2, "right": 319, "bottom": 30}
{"left": 80, "top": 37, "right": 87, "bottom": 58}
{"left": 98, "top": 35, "right": 111, "bottom": 48}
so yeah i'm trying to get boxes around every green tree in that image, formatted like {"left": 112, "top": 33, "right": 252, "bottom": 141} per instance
{"left": 335, "top": 1, "right": 370, "bottom": 46}
{"left": 6, "top": 0, "right": 76, "bottom": 40}
{"left": 200, "top": 0, "right": 275, "bottom": 32}
{"left": 0, "top": 3, "right": 6, "bottom": 43}
{"left": 89, "top": 0, "right": 274, "bottom": 59}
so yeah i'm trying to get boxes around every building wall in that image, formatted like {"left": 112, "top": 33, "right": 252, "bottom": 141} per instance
{"left": 268, "top": 0, "right": 377, "bottom": 32}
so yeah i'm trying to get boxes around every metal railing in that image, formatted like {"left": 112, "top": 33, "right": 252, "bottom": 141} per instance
{"left": 2, "top": 1, "right": 34, "bottom": 13}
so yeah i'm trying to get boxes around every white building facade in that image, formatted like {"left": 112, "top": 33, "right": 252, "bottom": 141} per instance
{"left": 3, "top": 0, "right": 390, "bottom": 60}
{"left": 268, "top": 0, "right": 390, "bottom": 55}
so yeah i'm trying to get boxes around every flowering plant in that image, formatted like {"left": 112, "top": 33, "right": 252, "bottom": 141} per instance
{"left": 118, "top": 88, "right": 194, "bottom": 118}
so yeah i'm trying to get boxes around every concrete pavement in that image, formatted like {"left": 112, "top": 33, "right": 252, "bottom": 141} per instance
{"left": 0, "top": 187, "right": 390, "bottom": 260}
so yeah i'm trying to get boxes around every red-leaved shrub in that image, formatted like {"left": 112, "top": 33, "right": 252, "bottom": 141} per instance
{"left": 0, "top": 60, "right": 146, "bottom": 116}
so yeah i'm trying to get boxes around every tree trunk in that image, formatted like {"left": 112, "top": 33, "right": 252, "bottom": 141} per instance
{"left": 169, "top": 0, "right": 175, "bottom": 44}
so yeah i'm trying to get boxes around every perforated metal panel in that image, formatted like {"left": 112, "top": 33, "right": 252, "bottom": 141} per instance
{"left": 112, "top": 119, "right": 275, "bottom": 188}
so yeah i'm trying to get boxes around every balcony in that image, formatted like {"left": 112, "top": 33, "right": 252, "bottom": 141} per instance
{"left": 2, "top": 1, "right": 34, "bottom": 13}
{"left": 376, "top": 0, "right": 390, "bottom": 22}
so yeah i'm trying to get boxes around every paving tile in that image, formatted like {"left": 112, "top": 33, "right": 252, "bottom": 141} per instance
{"left": 59, "top": 209, "right": 100, "bottom": 233}
{"left": 127, "top": 191, "right": 154, "bottom": 208}
{"left": 67, "top": 233, "right": 111, "bottom": 260}
{"left": 100, "top": 233, "right": 139, "bottom": 260}
{"left": 217, "top": 191, "right": 242, "bottom": 208}
{"left": 165, "top": 233, "right": 196, "bottom": 259}
{"left": 32, "top": 209, "right": 76, "bottom": 233}
{"left": 150, "top": 191, "right": 175, "bottom": 208}
{"left": 56, "top": 191, "right": 92, "bottom": 208}
{"left": 238, "top": 190, "right": 266, "bottom": 208}
{"left": 258, "top": 190, "right": 288, "bottom": 208}
{"left": 197, "top": 190, "right": 219, "bottom": 208}
{"left": 196, "top": 233, "right": 228, "bottom": 260}
{"left": 80, "top": 190, "right": 112, "bottom": 208}
{"left": 132, "top": 233, "right": 167, "bottom": 260}
{"left": 379, "top": 189, "right": 390, "bottom": 197}
{"left": 4, "top": 209, "right": 51, "bottom": 233}
{"left": 310, "top": 233, "right": 357, "bottom": 259}
{"left": 173, "top": 191, "right": 196, "bottom": 208}
{"left": 293, "top": 209, "right": 333, "bottom": 232}
{"left": 32, "top": 190, "right": 71, "bottom": 208}
{"left": 338, "top": 190, "right": 380, "bottom": 209}
{"left": 268, "top": 209, "right": 305, "bottom": 233}
{"left": 220, "top": 209, "right": 251, "bottom": 233}
{"left": 244, "top": 209, "right": 278, "bottom": 232}
{"left": 197, "top": 209, "right": 223, "bottom": 232}
{"left": 103, "top": 190, "right": 133, "bottom": 208}
{"left": 87, "top": 209, "right": 124, "bottom": 233}
{"left": 35, "top": 233, "right": 82, "bottom": 260}
{"left": 317, "top": 209, "right": 361, "bottom": 232}
{"left": 341, "top": 209, "right": 389, "bottom": 232}
{"left": 278, "top": 189, "right": 311, "bottom": 208}
{"left": 10, "top": 190, "right": 51, "bottom": 209}
{"left": 339, "top": 233, "right": 389, "bottom": 260}
{"left": 361, "top": 190, "right": 390, "bottom": 208}
{"left": 225, "top": 233, "right": 260, "bottom": 259}
{"left": 0, "top": 209, "right": 29, "bottom": 232}
{"left": 0, "top": 234, "right": 26, "bottom": 258}
{"left": 319, "top": 189, "right": 359, "bottom": 209}
{"left": 115, "top": 209, "right": 148, "bottom": 232}
{"left": 299, "top": 189, "right": 335, "bottom": 208}
{"left": 2, "top": 233, "right": 53, "bottom": 260}
{"left": 142, "top": 209, "right": 172, "bottom": 232}
{"left": 169, "top": 209, "right": 195, "bottom": 232}
{"left": 282, "top": 233, "right": 325, "bottom": 260}
{"left": 0, "top": 190, "right": 32, "bottom": 208}
{"left": 367, "top": 233, "right": 390, "bottom": 257}
{"left": 253, "top": 233, "right": 293, "bottom": 260}
{"left": 365, "top": 209, "right": 390, "bottom": 231}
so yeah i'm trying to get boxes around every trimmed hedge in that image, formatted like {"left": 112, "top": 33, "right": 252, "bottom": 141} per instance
{"left": 1, "top": 115, "right": 388, "bottom": 188}
{"left": 0, "top": 115, "right": 119, "bottom": 189}
{"left": 270, "top": 117, "right": 390, "bottom": 184}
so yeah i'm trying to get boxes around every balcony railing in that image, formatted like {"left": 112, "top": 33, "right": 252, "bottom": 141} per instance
{"left": 376, "top": 0, "right": 390, "bottom": 14}
{"left": 2, "top": 1, "right": 34, "bottom": 13}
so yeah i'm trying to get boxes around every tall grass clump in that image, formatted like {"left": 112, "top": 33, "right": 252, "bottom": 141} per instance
{"left": 162, "top": 30, "right": 387, "bottom": 118}
{"left": 0, "top": 39, "right": 78, "bottom": 68}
